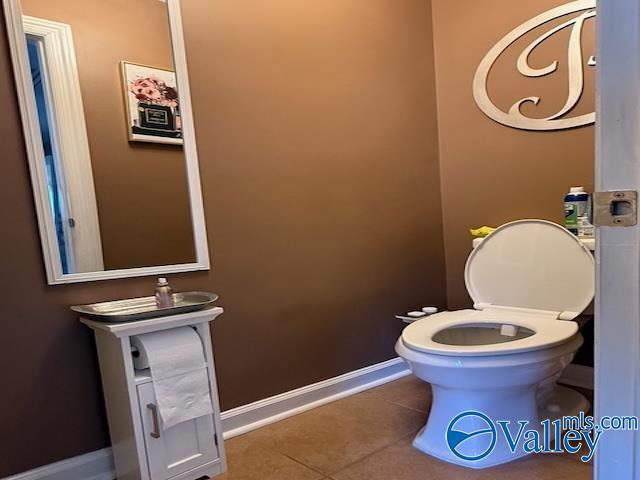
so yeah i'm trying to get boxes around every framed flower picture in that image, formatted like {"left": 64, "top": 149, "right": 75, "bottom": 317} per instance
{"left": 121, "top": 61, "right": 183, "bottom": 145}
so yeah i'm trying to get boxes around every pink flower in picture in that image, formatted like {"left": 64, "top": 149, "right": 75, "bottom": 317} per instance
{"left": 129, "top": 75, "right": 179, "bottom": 107}
{"left": 141, "top": 87, "right": 161, "bottom": 100}
{"left": 130, "top": 78, "right": 155, "bottom": 95}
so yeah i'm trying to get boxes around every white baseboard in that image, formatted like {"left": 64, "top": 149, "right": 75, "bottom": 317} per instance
{"left": 559, "top": 363, "right": 594, "bottom": 390}
{"left": 221, "top": 357, "right": 410, "bottom": 438}
{"left": 2, "top": 357, "right": 409, "bottom": 480}
{"left": 2, "top": 448, "right": 114, "bottom": 480}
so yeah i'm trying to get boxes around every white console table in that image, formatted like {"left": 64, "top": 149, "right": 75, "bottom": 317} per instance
{"left": 81, "top": 308, "right": 226, "bottom": 480}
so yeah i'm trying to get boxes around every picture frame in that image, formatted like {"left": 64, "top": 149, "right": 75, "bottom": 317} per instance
{"left": 121, "top": 61, "right": 183, "bottom": 145}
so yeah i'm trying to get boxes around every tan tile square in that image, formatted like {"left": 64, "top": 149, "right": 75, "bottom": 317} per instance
{"left": 250, "top": 393, "right": 427, "bottom": 475}
{"left": 218, "top": 433, "right": 324, "bottom": 480}
{"left": 360, "top": 376, "right": 432, "bottom": 413}
{"left": 331, "top": 434, "right": 591, "bottom": 480}
{"left": 489, "top": 451, "right": 591, "bottom": 480}
{"left": 330, "top": 433, "right": 474, "bottom": 480}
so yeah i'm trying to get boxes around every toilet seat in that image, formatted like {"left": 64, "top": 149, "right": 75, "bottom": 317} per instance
{"left": 465, "top": 219, "right": 594, "bottom": 320}
{"left": 401, "top": 309, "right": 578, "bottom": 356}
{"left": 402, "top": 219, "right": 594, "bottom": 357}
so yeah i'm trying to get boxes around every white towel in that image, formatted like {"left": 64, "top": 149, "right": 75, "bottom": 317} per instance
{"left": 131, "top": 327, "right": 214, "bottom": 429}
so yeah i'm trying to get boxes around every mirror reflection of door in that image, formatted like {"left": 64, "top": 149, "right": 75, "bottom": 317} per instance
{"left": 20, "top": 0, "right": 197, "bottom": 276}
{"left": 25, "top": 18, "right": 104, "bottom": 274}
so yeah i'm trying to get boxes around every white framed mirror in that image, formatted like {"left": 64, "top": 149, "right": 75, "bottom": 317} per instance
{"left": 3, "top": 0, "right": 210, "bottom": 284}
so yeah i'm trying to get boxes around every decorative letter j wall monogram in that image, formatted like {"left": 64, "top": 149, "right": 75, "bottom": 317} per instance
{"left": 473, "top": 0, "right": 595, "bottom": 131}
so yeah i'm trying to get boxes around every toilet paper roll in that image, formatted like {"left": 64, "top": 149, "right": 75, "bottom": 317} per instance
{"left": 131, "top": 327, "right": 214, "bottom": 429}
{"left": 130, "top": 343, "right": 149, "bottom": 371}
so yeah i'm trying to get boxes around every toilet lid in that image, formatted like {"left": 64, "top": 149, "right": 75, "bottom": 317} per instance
{"left": 465, "top": 219, "right": 594, "bottom": 319}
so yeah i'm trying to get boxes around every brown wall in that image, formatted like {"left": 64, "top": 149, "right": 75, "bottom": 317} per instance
{"left": 431, "top": 0, "right": 595, "bottom": 308}
{"left": 22, "top": 0, "right": 195, "bottom": 270}
{"left": 0, "top": 0, "right": 445, "bottom": 476}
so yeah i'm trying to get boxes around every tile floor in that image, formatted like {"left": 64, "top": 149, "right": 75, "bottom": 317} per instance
{"left": 217, "top": 376, "right": 592, "bottom": 480}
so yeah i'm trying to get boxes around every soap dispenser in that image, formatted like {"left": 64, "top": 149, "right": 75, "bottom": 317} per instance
{"left": 155, "top": 277, "right": 175, "bottom": 308}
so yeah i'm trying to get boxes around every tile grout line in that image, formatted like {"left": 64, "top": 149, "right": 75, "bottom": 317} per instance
{"left": 363, "top": 391, "right": 431, "bottom": 415}
{"left": 361, "top": 379, "right": 433, "bottom": 415}
{"left": 239, "top": 437, "right": 329, "bottom": 478}
{"left": 274, "top": 387, "right": 430, "bottom": 477}
{"left": 324, "top": 428, "right": 424, "bottom": 477}
{"left": 268, "top": 425, "right": 422, "bottom": 479}
{"left": 387, "top": 399, "right": 431, "bottom": 415}
{"left": 277, "top": 451, "right": 329, "bottom": 477}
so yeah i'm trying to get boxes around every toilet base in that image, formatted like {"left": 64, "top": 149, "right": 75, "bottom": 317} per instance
{"left": 412, "top": 384, "right": 589, "bottom": 469}
{"left": 537, "top": 385, "right": 590, "bottom": 449}
{"left": 538, "top": 385, "right": 590, "bottom": 422}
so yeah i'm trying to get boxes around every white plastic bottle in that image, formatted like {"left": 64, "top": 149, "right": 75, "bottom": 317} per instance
{"left": 155, "top": 277, "right": 175, "bottom": 308}
{"left": 564, "top": 186, "right": 590, "bottom": 236}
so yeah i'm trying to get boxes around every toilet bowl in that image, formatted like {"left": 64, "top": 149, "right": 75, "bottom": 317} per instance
{"left": 396, "top": 219, "right": 594, "bottom": 469}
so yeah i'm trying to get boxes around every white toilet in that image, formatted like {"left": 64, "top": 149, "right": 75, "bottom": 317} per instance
{"left": 396, "top": 219, "right": 594, "bottom": 469}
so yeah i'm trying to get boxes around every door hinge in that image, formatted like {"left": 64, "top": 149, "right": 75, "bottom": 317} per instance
{"left": 593, "top": 190, "right": 637, "bottom": 227}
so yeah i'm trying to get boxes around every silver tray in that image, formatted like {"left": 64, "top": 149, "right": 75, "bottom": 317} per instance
{"left": 71, "top": 291, "right": 219, "bottom": 323}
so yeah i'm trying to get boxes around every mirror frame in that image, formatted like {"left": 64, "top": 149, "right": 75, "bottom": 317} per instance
{"left": 3, "top": 0, "right": 211, "bottom": 284}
